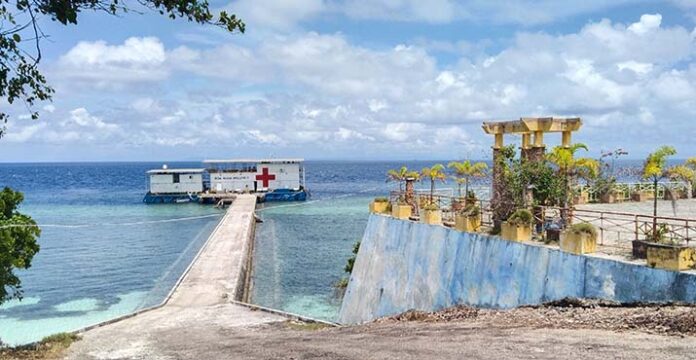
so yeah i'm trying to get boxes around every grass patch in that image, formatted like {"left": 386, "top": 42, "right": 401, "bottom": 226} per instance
{"left": 0, "top": 333, "right": 81, "bottom": 359}
{"left": 284, "top": 320, "right": 332, "bottom": 331}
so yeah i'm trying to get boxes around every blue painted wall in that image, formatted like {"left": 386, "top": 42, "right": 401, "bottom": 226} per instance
{"left": 338, "top": 215, "right": 696, "bottom": 324}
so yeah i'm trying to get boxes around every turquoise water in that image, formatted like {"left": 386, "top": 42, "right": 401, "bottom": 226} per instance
{"left": 0, "top": 160, "right": 525, "bottom": 344}
{"left": 0, "top": 203, "right": 223, "bottom": 345}
{"left": 0, "top": 163, "right": 224, "bottom": 345}
{"left": 252, "top": 196, "right": 372, "bottom": 321}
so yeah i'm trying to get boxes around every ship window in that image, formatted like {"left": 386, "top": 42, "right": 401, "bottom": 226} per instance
{"left": 173, "top": 174, "right": 180, "bottom": 183}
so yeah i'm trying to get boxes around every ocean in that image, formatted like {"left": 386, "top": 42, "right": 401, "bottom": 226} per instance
{"left": 0, "top": 160, "right": 650, "bottom": 345}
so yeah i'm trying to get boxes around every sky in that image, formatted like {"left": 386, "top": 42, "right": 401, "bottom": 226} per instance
{"left": 1, "top": 0, "right": 696, "bottom": 162}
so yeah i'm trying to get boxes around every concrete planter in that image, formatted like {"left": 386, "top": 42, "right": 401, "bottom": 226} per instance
{"left": 421, "top": 209, "right": 442, "bottom": 225}
{"left": 632, "top": 239, "right": 649, "bottom": 259}
{"left": 391, "top": 204, "right": 412, "bottom": 220}
{"left": 646, "top": 243, "right": 696, "bottom": 271}
{"left": 455, "top": 214, "right": 481, "bottom": 233}
{"left": 631, "top": 191, "right": 653, "bottom": 202}
{"left": 574, "top": 191, "right": 589, "bottom": 205}
{"left": 600, "top": 192, "right": 619, "bottom": 204}
{"left": 369, "top": 200, "right": 389, "bottom": 214}
{"left": 501, "top": 221, "right": 531, "bottom": 242}
{"left": 560, "top": 231, "right": 597, "bottom": 255}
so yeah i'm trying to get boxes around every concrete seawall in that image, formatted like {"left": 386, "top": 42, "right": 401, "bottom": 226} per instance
{"left": 338, "top": 215, "right": 696, "bottom": 324}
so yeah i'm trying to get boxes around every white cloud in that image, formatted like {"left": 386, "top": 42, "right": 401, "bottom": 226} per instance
{"left": 62, "top": 108, "right": 119, "bottom": 131}
{"left": 628, "top": 14, "right": 662, "bottom": 35}
{"left": 231, "top": 0, "right": 325, "bottom": 30}
{"left": 57, "top": 37, "right": 168, "bottom": 86}
{"left": 12, "top": 12, "right": 696, "bottom": 160}
{"left": 617, "top": 61, "right": 653, "bottom": 75}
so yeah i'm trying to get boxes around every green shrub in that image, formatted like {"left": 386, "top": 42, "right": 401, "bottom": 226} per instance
{"left": 569, "top": 223, "right": 598, "bottom": 238}
{"left": 374, "top": 197, "right": 389, "bottom": 203}
{"left": 334, "top": 278, "right": 349, "bottom": 289}
{"left": 460, "top": 203, "right": 480, "bottom": 217}
{"left": 507, "top": 209, "right": 533, "bottom": 226}
{"left": 423, "top": 203, "right": 439, "bottom": 211}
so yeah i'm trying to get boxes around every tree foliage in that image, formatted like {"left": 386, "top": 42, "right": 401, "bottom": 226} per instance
{"left": 546, "top": 143, "right": 599, "bottom": 208}
{"left": 0, "top": 0, "right": 245, "bottom": 136}
{"left": 642, "top": 146, "right": 677, "bottom": 181}
{"left": 0, "top": 187, "right": 41, "bottom": 304}
{"left": 421, "top": 164, "right": 446, "bottom": 202}
{"left": 386, "top": 166, "right": 419, "bottom": 191}
{"left": 447, "top": 160, "right": 487, "bottom": 197}
{"left": 642, "top": 146, "right": 677, "bottom": 240}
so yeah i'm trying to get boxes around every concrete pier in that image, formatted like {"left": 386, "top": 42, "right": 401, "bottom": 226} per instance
{"left": 66, "top": 195, "right": 284, "bottom": 359}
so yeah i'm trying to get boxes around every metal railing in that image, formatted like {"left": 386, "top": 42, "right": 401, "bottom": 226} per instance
{"left": 579, "top": 181, "right": 690, "bottom": 203}
{"left": 386, "top": 190, "right": 696, "bottom": 257}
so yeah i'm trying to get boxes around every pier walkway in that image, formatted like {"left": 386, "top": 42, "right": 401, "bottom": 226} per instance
{"left": 66, "top": 195, "right": 284, "bottom": 359}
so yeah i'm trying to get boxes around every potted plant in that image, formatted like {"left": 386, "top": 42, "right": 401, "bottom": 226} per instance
{"left": 560, "top": 222, "right": 598, "bottom": 254}
{"left": 600, "top": 188, "right": 620, "bottom": 203}
{"left": 391, "top": 197, "right": 412, "bottom": 220}
{"left": 448, "top": 160, "right": 487, "bottom": 211}
{"left": 421, "top": 202, "right": 442, "bottom": 225}
{"left": 501, "top": 209, "right": 533, "bottom": 242}
{"left": 369, "top": 197, "right": 390, "bottom": 214}
{"left": 630, "top": 187, "right": 653, "bottom": 202}
{"left": 455, "top": 203, "right": 481, "bottom": 233}
{"left": 573, "top": 187, "right": 590, "bottom": 205}
{"left": 645, "top": 224, "right": 696, "bottom": 271}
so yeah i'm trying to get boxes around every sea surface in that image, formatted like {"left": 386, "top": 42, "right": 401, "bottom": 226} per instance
{"left": 0, "top": 160, "right": 651, "bottom": 345}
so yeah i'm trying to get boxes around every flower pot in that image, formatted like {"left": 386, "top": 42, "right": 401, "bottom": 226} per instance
{"left": 369, "top": 200, "right": 389, "bottom": 214}
{"left": 451, "top": 199, "right": 465, "bottom": 212}
{"left": 632, "top": 239, "right": 649, "bottom": 259}
{"left": 560, "top": 231, "right": 597, "bottom": 255}
{"left": 391, "top": 204, "right": 412, "bottom": 220}
{"left": 631, "top": 191, "right": 652, "bottom": 202}
{"left": 455, "top": 214, "right": 481, "bottom": 233}
{"left": 501, "top": 221, "right": 531, "bottom": 242}
{"left": 646, "top": 243, "right": 696, "bottom": 271}
{"left": 600, "top": 192, "right": 618, "bottom": 204}
{"left": 421, "top": 209, "right": 442, "bottom": 225}
{"left": 574, "top": 191, "right": 589, "bottom": 205}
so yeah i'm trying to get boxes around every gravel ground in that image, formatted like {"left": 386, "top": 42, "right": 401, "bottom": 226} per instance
{"left": 380, "top": 300, "right": 696, "bottom": 337}
{"left": 580, "top": 199, "right": 696, "bottom": 218}
{"left": 135, "top": 303, "right": 696, "bottom": 360}
{"left": 59, "top": 302, "right": 696, "bottom": 360}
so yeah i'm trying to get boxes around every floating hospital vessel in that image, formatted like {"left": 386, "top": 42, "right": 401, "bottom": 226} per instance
{"left": 143, "top": 158, "right": 308, "bottom": 204}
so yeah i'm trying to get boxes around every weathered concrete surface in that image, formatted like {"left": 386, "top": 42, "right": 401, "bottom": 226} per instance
{"left": 581, "top": 199, "right": 696, "bottom": 218}
{"left": 62, "top": 318, "right": 696, "bottom": 360}
{"left": 339, "top": 215, "right": 696, "bottom": 324}
{"left": 66, "top": 195, "right": 284, "bottom": 359}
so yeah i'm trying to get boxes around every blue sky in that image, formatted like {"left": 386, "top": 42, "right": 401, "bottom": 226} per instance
{"left": 2, "top": 0, "right": 696, "bottom": 161}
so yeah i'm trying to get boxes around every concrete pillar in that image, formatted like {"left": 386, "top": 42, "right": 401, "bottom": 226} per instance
{"left": 562, "top": 131, "right": 572, "bottom": 148}
{"left": 527, "top": 131, "right": 546, "bottom": 162}
{"left": 491, "top": 147, "right": 503, "bottom": 229}
{"left": 520, "top": 133, "right": 532, "bottom": 160}
{"left": 494, "top": 133, "right": 504, "bottom": 149}
{"left": 533, "top": 131, "right": 544, "bottom": 148}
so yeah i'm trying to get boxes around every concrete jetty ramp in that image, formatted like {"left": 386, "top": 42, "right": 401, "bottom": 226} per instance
{"left": 66, "top": 194, "right": 284, "bottom": 359}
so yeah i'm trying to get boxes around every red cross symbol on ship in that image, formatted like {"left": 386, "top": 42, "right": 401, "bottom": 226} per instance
{"left": 255, "top": 167, "right": 276, "bottom": 187}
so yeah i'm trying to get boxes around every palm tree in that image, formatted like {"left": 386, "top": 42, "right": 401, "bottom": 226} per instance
{"left": 546, "top": 143, "right": 599, "bottom": 222}
{"left": 447, "top": 160, "right": 488, "bottom": 198}
{"left": 421, "top": 164, "right": 447, "bottom": 203}
{"left": 386, "top": 166, "right": 409, "bottom": 191}
{"left": 667, "top": 165, "right": 695, "bottom": 199}
{"left": 643, "top": 146, "right": 677, "bottom": 241}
